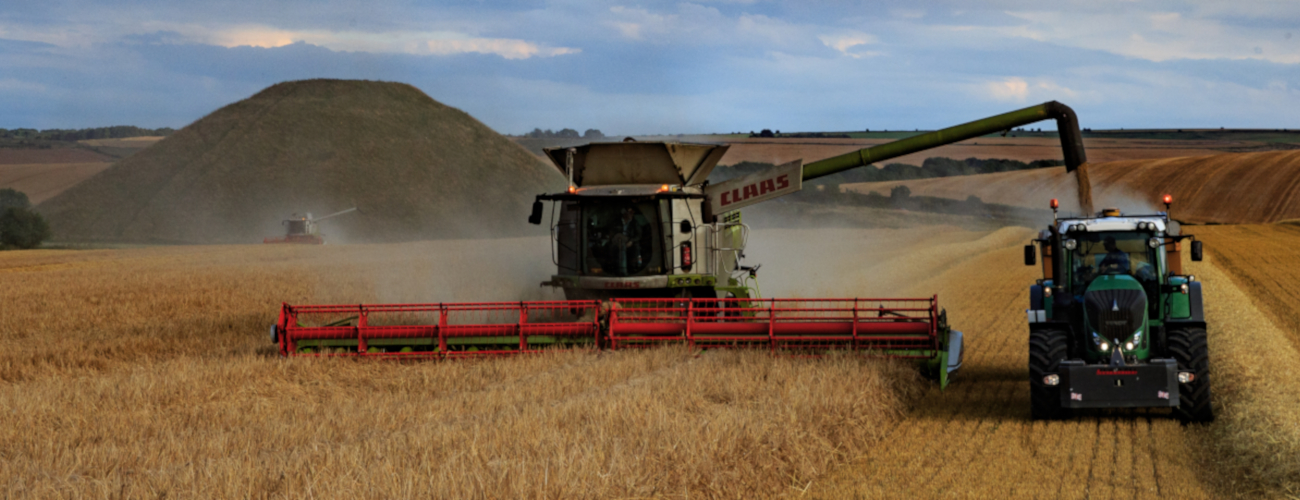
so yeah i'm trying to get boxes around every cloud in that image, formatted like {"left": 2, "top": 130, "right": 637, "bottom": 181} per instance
{"left": 206, "top": 26, "right": 581, "bottom": 59}
{"left": 818, "top": 31, "right": 879, "bottom": 58}
{"left": 1000, "top": 10, "right": 1300, "bottom": 64}
{"left": 423, "top": 38, "right": 579, "bottom": 59}
{"left": 987, "top": 77, "right": 1029, "bottom": 102}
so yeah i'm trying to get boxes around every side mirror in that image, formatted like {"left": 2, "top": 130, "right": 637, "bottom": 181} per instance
{"left": 1191, "top": 240, "right": 1203, "bottom": 262}
{"left": 527, "top": 200, "right": 544, "bottom": 225}
{"left": 680, "top": 220, "right": 692, "bottom": 234}
{"left": 1024, "top": 244, "right": 1036, "bottom": 266}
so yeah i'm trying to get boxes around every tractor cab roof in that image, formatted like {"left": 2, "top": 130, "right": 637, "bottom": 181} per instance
{"left": 1055, "top": 214, "right": 1169, "bottom": 235}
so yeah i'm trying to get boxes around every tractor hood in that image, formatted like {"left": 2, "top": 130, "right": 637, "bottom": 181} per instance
{"left": 543, "top": 142, "right": 729, "bottom": 188}
{"left": 1083, "top": 274, "right": 1148, "bottom": 347}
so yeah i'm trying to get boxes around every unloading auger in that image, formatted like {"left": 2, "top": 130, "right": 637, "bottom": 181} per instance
{"left": 272, "top": 102, "right": 1092, "bottom": 389}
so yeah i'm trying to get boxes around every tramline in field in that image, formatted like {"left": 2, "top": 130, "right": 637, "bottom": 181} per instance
{"left": 272, "top": 101, "right": 1093, "bottom": 388}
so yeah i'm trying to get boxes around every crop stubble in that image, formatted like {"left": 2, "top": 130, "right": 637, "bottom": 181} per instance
{"left": 804, "top": 232, "right": 1212, "bottom": 499}
{"left": 805, "top": 224, "right": 1300, "bottom": 499}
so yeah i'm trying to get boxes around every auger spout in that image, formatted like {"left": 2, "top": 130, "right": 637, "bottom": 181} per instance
{"left": 800, "top": 101, "right": 1093, "bottom": 214}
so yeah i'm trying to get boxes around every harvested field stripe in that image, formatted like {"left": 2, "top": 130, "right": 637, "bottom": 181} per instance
{"left": 809, "top": 236, "right": 1218, "bottom": 499}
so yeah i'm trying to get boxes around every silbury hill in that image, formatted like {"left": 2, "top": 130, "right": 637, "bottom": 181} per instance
{"left": 38, "top": 79, "right": 564, "bottom": 244}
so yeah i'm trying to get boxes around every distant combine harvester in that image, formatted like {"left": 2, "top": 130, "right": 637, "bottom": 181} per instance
{"left": 263, "top": 207, "right": 357, "bottom": 245}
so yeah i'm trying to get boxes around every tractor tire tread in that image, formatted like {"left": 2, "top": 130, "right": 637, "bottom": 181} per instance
{"left": 1029, "top": 328, "right": 1071, "bottom": 420}
{"left": 1168, "top": 327, "right": 1214, "bottom": 423}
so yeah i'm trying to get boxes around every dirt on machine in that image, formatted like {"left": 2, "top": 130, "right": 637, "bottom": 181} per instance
{"left": 271, "top": 101, "right": 1095, "bottom": 390}
{"left": 263, "top": 207, "right": 357, "bottom": 244}
{"left": 1024, "top": 196, "right": 1213, "bottom": 422}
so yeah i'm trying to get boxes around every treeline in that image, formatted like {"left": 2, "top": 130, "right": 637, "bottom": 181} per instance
{"left": 520, "top": 128, "right": 605, "bottom": 139}
{"left": 710, "top": 156, "right": 1063, "bottom": 185}
{"left": 747, "top": 129, "right": 851, "bottom": 139}
{"left": 0, "top": 126, "right": 176, "bottom": 142}
{"left": 0, "top": 189, "right": 50, "bottom": 249}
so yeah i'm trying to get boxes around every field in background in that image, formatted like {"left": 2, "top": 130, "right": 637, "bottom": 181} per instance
{"left": 3, "top": 222, "right": 1299, "bottom": 497}
{"left": 845, "top": 150, "right": 1300, "bottom": 225}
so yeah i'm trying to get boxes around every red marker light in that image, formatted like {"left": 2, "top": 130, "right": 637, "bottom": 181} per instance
{"left": 567, "top": 185, "right": 577, "bottom": 194}
{"left": 1050, "top": 198, "right": 1059, "bottom": 210}
{"left": 659, "top": 184, "right": 670, "bottom": 192}
{"left": 1163, "top": 194, "right": 1172, "bottom": 204}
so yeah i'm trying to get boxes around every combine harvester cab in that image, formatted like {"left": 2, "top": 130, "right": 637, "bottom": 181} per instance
{"left": 274, "top": 101, "right": 1095, "bottom": 390}
{"left": 1024, "top": 197, "right": 1213, "bottom": 422}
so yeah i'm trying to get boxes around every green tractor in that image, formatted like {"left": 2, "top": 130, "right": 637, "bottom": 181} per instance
{"left": 1024, "top": 199, "right": 1211, "bottom": 422}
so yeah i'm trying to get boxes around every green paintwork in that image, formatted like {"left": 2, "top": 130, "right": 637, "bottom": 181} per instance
{"left": 1166, "top": 276, "right": 1192, "bottom": 318}
{"left": 1081, "top": 274, "right": 1151, "bottom": 362}
{"left": 801, "top": 102, "right": 1075, "bottom": 181}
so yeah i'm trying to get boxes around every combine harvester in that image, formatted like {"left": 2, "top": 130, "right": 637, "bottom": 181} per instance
{"left": 272, "top": 102, "right": 1091, "bottom": 388}
{"left": 263, "top": 207, "right": 357, "bottom": 244}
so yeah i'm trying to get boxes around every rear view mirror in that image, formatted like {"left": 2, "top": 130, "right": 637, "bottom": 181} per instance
{"left": 527, "top": 200, "right": 544, "bottom": 225}
{"left": 1191, "top": 240, "right": 1203, "bottom": 262}
{"left": 1024, "top": 244, "right": 1036, "bottom": 266}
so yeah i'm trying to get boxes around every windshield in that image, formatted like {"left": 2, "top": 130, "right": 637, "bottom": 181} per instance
{"left": 1069, "top": 231, "right": 1158, "bottom": 292}
{"left": 583, "top": 200, "right": 662, "bottom": 277}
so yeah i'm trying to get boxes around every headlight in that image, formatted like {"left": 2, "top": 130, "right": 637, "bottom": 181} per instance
{"left": 1148, "top": 237, "right": 1161, "bottom": 248}
{"left": 1120, "top": 328, "right": 1143, "bottom": 352}
{"left": 1064, "top": 239, "right": 1078, "bottom": 250}
{"left": 1101, "top": 341, "right": 1110, "bottom": 352}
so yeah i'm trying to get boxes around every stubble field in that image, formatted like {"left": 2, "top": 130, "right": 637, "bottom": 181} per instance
{"left": 2, "top": 223, "right": 1299, "bottom": 498}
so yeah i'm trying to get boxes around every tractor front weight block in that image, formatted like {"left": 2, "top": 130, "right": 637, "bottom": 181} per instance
{"left": 1058, "top": 359, "right": 1179, "bottom": 409}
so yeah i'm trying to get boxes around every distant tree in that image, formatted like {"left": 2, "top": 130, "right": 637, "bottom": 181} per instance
{"left": 757, "top": 129, "right": 775, "bottom": 138}
{"left": 0, "top": 207, "right": 51, "bottom": 249}
{"left": 890, "top": 185, "right": 911, "bottom": 199}
{"left": 583, "top": 129, "right": 605, "bottom": 139}
{"left": 556, "top": 128, "right": 580, "bottom": 138}
{"left": 0, "top": 188, "right": 31, "bottom": 211}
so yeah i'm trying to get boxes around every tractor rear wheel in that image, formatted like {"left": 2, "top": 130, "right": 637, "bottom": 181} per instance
{"left": 1168, "top": 327, "right": 1214, "bottom": 423}
{"left": 1029, "top": 328, "right": 1071, "bottom": 420}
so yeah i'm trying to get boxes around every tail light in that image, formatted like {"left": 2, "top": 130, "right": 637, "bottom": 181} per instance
{"left": 681, "top": 242, "right": 693, "bottom": 272}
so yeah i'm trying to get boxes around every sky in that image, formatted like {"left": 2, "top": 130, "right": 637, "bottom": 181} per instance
{"left": 1, "top": 0, "right": 1298, "bottom": 135}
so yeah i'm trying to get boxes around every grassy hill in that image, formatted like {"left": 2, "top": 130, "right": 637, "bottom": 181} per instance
{"left": 37, "top": 79, "right": 564, "bottom": 244}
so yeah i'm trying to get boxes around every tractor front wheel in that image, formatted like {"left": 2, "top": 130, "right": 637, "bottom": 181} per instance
{"left": 1029, "top": 328, "right": 1071, "bottom": 420}
{"left": 1169, "top": 327, "right": 1214, "bottom": 423}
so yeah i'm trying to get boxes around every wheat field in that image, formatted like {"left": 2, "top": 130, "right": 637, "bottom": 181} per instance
{"left": 0, "top": 239, "right": 924, "bottom": 499}
{"left": 2, "top": 224, "right": 1299, "bottom": 498}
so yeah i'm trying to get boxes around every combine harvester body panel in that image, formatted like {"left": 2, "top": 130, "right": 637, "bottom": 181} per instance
{"left": 274, "top": 101, "right": 1090, "bottom": 389}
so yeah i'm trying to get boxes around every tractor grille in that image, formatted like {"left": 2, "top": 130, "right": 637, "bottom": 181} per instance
{"left": 1084, "top": 288, "right": 1146, "bottom": 341}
